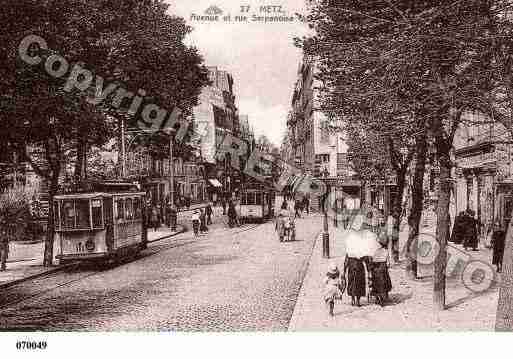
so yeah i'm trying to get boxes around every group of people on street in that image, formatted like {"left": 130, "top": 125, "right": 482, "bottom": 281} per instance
{"left": 324, "top": 211, "right": 393, "bottom": 316}
{"left": 191, "top": 203, "right": 214, "bottom": 237}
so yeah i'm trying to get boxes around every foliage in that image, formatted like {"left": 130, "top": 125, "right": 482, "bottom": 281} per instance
{"left": 0, "top": 0, "right": 210, "bottom": 265}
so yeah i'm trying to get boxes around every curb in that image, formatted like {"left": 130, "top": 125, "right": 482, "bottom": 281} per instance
{"left": 0, "top": 263, "right": 74, "bottom": 290}
{"left": 287, "top": 227, "right": 322, "bottom": 331}
{"left": 147, "top": 225, "right": 187, "bottom": 243}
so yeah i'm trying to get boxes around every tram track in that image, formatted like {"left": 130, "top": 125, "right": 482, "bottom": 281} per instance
{"left": 0, "top": 222, "right": 265, "bottom": 313}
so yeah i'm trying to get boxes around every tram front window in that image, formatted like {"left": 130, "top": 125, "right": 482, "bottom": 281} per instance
{"left": 60, "top": 199, "right": 91, "bottom": 229}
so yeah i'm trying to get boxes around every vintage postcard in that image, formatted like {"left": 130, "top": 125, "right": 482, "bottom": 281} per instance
{"left": 0, "top": 0, "right": 512, "bottom": 356}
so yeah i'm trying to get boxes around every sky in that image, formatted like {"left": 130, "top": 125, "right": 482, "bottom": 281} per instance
{"left": 167, "top": 0, "right": 309, "bottom": 146}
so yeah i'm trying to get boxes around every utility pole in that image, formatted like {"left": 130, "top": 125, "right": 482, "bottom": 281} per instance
{"left": 120, "top": 118, "right": 127, "bottom": 179}
{"left": 169, "top": 132, "right": 175, "bottom": 207}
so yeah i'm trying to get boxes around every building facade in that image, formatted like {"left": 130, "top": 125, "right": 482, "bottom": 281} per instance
{"left": 284, "top": 58, "right": 358, "bottom": 210}
{"left": 453, "top": 111, "right": 513, "bottom": 234}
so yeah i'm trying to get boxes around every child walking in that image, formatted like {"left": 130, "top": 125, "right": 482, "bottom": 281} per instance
{"left": 324, "top": 263, "right": 345, "bottom": 316}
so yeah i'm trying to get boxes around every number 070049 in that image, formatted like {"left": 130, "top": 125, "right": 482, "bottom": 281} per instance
{"left": 16, "top": 341, "right": 47, "bottom": 350}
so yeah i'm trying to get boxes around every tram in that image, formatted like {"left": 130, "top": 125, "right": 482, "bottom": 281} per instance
{"left": 239, "top": 183, "right": 275, "bottom": 223}
{"left": 53, "top": 182, "right": 147, "bottom": 264}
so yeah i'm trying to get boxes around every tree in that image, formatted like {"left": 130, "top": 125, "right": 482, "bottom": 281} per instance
{"left": 0, "top": 184, "right": 34, "bottom": 271}
{"left": 299, "top": 0, "right": 495, "bottom": 310}
{"left": 0, "top": 0, "right": 209, "bottom": 266}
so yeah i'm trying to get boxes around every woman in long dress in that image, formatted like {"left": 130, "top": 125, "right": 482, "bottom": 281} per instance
{"left": 344, "top": 255, "right": 367, "bottom": 307}
{"left": 370, "top": 239, "right": 392, "bottom": 306}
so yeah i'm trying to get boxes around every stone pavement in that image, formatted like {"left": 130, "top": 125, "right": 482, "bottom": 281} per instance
{"left": 288, "top": 218, "right": 499, "bottom": 331}
{"left": 0, "top": 226, "right": 184, "bottom": 289}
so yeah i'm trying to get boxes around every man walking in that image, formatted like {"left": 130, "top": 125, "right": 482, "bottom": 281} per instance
{"left": 294, "top": 199, "right": 302, "bottom": 219}
{"left": 206, "top": 203, "right": 213, "bottom": 225}
{"left": 303, "top": 196, "right": 310, "bottom": 215}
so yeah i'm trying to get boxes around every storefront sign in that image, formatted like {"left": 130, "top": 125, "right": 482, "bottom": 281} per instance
{"left": 456, "top": 151, "right": 496, "bottom": 169}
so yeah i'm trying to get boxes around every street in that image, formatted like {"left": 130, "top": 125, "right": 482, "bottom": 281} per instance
{"left": 0, "top": 208, "right": 321, "bottom": 331}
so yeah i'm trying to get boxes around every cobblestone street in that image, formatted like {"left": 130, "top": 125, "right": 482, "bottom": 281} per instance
{"left": 0, "top": 210, "right": 321, "bottom": 331}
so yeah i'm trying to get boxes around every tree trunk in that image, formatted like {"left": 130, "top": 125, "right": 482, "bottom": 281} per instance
{"left": 406, "top": 134, "right": 427, "bottom": 278}
{"left": 74, "top": 136, "right": 87, "bottom": 182}
{"left": 433, "top": 150, "right": 451, "bottom": 311}
{"left": 391, "top": 168, "right": 407, "bottom": 262}
{"left": 0, "top": 233, "right": 7, "bottom": 271}
{"left": 496, "top": 79, "right": 513, "bottom": 330}
{"left": 43, "top": 176, "right": 58, "bottom": 267}
{"left": 495, "top": 210, "right": 513, "bottom": 330}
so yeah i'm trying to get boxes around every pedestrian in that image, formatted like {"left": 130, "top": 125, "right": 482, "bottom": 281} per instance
{"left": 492, "top": 221, "right": 506, "bottom": 273}
{"left": 344, "top": 254, "right": 368, "bottom": 307}
{"left": 199, "top": 208, "right": 208, "bottom": 233}
{"left": 294, "top": 199, "right": 302, "bottom": 219}
{"left": 227, "top": 200, "right": 237, "bottom": 227}
{"left": 370, "top": 237, "right": 392, "bottom": 307}
{"left": 450, "top": 211, "right": 466, "bottom": 244}
{"left": 169, "top": 204, "right": 177, "bottom": 232}
{"left": 212, "top": 192, "right": 218, "bottom": 207}
{"left": 463, "top": 209, "right": 479, "bottom": 251}
{"left": 324, "top": 263, "right": 344, "bottom": 316}
{"left": 275, "top": 212, "right": 286, "bottom": 242}
{"left": 191, "top": 210, "right": 200, "bottom": 237}
{"left": 303, "top": 196, "right": 310, "bottom": 215}
{"left": 221, "top": 196, "right": 227, "bottom": 215}
{"left": 150, "top": 204, "right": 160, "bottom": 232}
{"left": 206, "top": 203, "right": 213, "bottom": 225}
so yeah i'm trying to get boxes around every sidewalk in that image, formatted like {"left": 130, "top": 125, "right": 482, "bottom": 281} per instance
{"left": 0, "top": 225, "right": 185, "bottom": 289}
{"left": 288, "top": 221, "right": 499, "bottom": 331}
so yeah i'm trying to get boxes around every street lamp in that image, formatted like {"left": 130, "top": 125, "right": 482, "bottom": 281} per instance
{"left": 322, "top": 170, "right": 330, "bottom": 258}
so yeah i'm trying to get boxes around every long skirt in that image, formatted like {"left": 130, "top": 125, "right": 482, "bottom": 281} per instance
{"left": 346, "top": 257, "right": 366, "bottom": 297}
{"left": 370, "top": 262, "right": 392, "bottom": 296}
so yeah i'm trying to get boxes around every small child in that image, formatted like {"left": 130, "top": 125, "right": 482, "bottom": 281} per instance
{"left": 324, "top": 263, "right": 343, "bottom": 316}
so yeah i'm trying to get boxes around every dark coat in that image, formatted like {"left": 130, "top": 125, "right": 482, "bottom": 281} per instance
{"left": 370, "top": 262, "right": 392, "bottom": 296}
{"left": 492, "top": 229, "right": 506, "bottom": 265}
{"left": 344, "top": 256, "right": 366, "bottom": 297}
{"left": 205, "top": 205, "right": 213, "bottom": 216}
{"left": 463, "top": 215, "right": 479, "bottom": 249}
{"left": 450, "top": 212, "right": 465, "bottom": 244}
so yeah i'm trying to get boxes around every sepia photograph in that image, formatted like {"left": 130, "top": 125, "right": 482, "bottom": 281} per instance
{"left": 1, "top": 0, "right": 513, "bottom": 355}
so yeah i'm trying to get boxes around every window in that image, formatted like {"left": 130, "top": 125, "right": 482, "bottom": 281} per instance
{"left": 134, "top": 198, "right": 142, "bottom": 220}
{"left": 116, "top": 198, "right": 125, "bottom": 221}
{"left": 91, "top": 199, "right": 103, "bottom": 228}
{"left": 61, "top": 200, "right": 75, "bottom": 228}
{"left": 125, "top": 198, "right": 133, "bottom": 220}
{"left": 75, "top": 200, "right": 91, "bottom": 229}
{"left": 59, "top": 198, "right": 98, "bottom": 230}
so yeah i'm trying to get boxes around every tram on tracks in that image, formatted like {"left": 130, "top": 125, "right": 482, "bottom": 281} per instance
{"left": 53, "top": 181, "right": 147, "bottom": 264}
{"left": 238, "top": 179, "right": 275, "bottom": 223}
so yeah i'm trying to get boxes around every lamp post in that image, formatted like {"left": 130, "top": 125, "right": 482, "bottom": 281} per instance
{"left": 168, "top": 130, "right": 175, "bottom": 208}
{"left": 322, "top": 171, "right": 330, "bottom": 258}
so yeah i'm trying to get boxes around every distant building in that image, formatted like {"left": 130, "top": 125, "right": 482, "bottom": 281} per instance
{"left": 283, "top": 57, "right": 359, "bottom": 210}
{"left": 194, "top": 66, "right": 241, "bottom": 196}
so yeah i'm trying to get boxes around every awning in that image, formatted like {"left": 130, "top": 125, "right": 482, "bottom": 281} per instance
{"left": 208, "top": 179, "right": 222, "bottom": 187}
